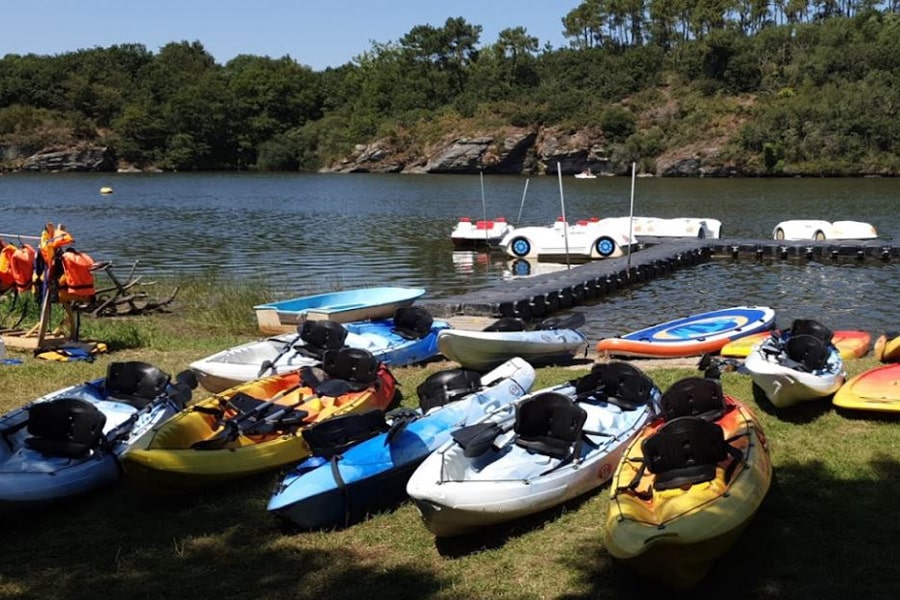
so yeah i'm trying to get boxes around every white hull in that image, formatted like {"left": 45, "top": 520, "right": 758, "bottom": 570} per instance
{"left": 744, "top": 346, "right": 845, "bottom": 408}
{"left": 407, "top": 376, "right": 657, "bottom": 537}
{"left": 437, "top": 328, "right": 587, "bottom": 371}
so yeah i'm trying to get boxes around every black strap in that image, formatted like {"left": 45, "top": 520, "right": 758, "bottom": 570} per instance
{"left": 329, "top": 454, "right": 352, "bottom": 528}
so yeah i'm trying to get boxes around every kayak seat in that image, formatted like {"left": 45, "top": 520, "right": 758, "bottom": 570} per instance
{"left": 105, "top": 361, "right": 171, "bottom": 409}
{"left": 227, "top": 391, "right": 274, "bottom": 417}
{"left": 302, "top": 409, "right": 388, "bottom": 458}
{"left": 643, "top": 416, "right": 726, "bottom": 491}
{"left": 659, "top": 377, "right": 726, "bottom": 422}
{"left": 574, "top": 362, "right": 654, "bottom": 410}
{"left": 790, "top": 319, "right": 833, "bottom": 345}
{"left": 416, "top": 368, "right": 482, "bottom": 413}
{"left": 483, "top": 317, "right": 526, "bottom": 332}
{"left": 451, "top": 422, "right": 503, "bottom": 457}
{"left": 24, "top": 398, "right": 107, "bottom": 458}
{"left": 392, "top": 306, "right": 434, "bottom": 340}
{"left": 786, "top": 334, "right": 830, "bottom": 372}
{"left": 298, "top": 320, "right": 348, "bottom": 357}
{"left": 321, "top": 348, "right": 379, "bottom": 391}
{"left": 515, "top": 392, "right": 587, "bottom": 460}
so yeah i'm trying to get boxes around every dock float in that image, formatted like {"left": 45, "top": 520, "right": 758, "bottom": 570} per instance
{"left": 421, "top": 237, "right": 898, "bottom": 321}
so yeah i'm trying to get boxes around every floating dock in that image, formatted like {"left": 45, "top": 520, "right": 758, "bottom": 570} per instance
{"left": 421, "top": 238, "right": 898, "bottom": 320}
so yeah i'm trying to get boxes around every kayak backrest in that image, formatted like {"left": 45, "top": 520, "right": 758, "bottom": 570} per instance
{"left": 786, "top": 334, "right": 830, "bottom": 372}
{"left": 483, "top": 317, "right": 526, "bottom": 332}
{"left": 658, "top": 377, "right": 726, "bottom": 422}
{"left": 299, "top": 320, "right": 348, "bottom": 354}
{"left": 790, "top": 319, "right": 833, "bottom": 345}
{"left": 392, "top": 306, "right": 434, "bottom": 340}
{"left": 642, "top": 416, "right": 726, "bottom": 490}
{"left": 105, "top": 361, "right": 171, "bottom": 409}
{"left": 416, "top": 368, "right": 482, "bottom": 413}
{"left": 25, "top": 397, "right": 107, "bottom": 458}
{"left": 514, "top": 392, "right": 587, "bottom": 460}
{"left": 302, "top": 409, "right": 388, "bottom": 458}
{"left": 321, "top": 348, "right": 379, "bottom": 391}
{"left": 574, "top": 362, "right": 655, "bottom": 410}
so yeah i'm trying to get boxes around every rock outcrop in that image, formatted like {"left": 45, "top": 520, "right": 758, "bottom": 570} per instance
{"left": 21, "top": 146, "right": 115, "bottom": 172}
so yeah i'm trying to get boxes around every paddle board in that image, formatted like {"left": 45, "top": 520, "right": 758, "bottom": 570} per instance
{"left": 720, "top": 329, "right": 871, "bottom": 360}
{"left": 832, "top": 363, "right": 900, "bottom": 414}
{"left": 874, "top": 332, "right": 900, "bottom": 363}
{"left": 596, "top": 306, "right": 776, "bottom": 358}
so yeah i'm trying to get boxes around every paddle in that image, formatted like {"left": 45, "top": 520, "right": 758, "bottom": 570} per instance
{"left": 533, "top": 312, "right": 586, "bottom": 331}
{"left": 192, "top": 377, "right": 352, "bottom": 450}
{"left": 258, "top": 325, "right": 306, "bottom": 378}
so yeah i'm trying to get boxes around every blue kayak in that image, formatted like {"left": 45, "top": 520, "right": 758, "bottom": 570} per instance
{"left": 267, "top": 357, "right": 536, "bottom": 529}
{"left": 190, "top": 307, "right": 450, "bottom": 393}
{"left": 0, "top": 362, "right": 196, "bottom": 512}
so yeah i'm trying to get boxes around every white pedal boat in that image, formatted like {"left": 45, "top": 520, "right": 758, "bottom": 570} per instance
{"left": 406, "top": 362, "right": 660, "bottom": 537}
{"left": 498, "top": 217, "right": 636, "bottom": 260}
{"left": 744, "top": 319, "right": 846, "bottom": 408}
{"left": 772, "top": 220, "right": 877, "bottom": 241}
{"left": 603, "top": 216, "right": 723, "bottom": 239}
{"left": 450, "top": 217, "right": 513, "bottom": 248}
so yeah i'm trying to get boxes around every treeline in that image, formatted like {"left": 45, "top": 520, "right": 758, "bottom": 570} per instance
{"left": 1, "top": 2, "right": 898, "bottom": 174}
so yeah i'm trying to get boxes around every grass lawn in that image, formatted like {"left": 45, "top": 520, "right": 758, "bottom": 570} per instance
{"left": 1, "top": 280, "right": 898, "bottom": 600}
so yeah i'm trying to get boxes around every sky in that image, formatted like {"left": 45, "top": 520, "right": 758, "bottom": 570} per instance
{"left": 0, "top": 0, "right": 581, "bottom": 71}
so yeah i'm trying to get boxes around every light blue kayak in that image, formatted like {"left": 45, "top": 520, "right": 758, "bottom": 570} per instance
{"left": 254, "top": 286, "right": 426, "bottom": 334}
{"left": 267, "top": 357, "right": 536, "bottom": 529}
{"left": 190, "top": 307, "right": 450, "bottom": 393}
{"left": 0, "top": 362, "right": 196, "bottom": 512}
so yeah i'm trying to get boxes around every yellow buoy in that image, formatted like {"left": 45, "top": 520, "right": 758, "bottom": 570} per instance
{"left": 100, "top": 186, "right": 114, "bottom": 195}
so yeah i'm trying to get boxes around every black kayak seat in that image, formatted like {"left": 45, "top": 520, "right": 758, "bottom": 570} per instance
{"left": 321, "top": 348, "right": 379, "bottom": 391}
{"left": 790, "top": 319, "right": 833, "bottom": 345}
{"left": 299, "top": 320, "right": 348, "bottom": 355}
{"left": 642, "top": 416, "right": 727, "bottom": 491}
{"left": 105, "top": 361, "right": 170, "bottom": 409}
{"left": 659, "top": 377, "right": 727, "bottom": 422}
{"left": 574, "top": 362, "right": 654, "bottom": 410}
{"left": 416, "top": 368, "right": 482, "bottom": 413}
{"left": 514, "top": 392, "right": 587, "bottom": 460}
{"left": 392, "top": 306, "right": 434, "bottom": 340}
{"left": 302, "top": 409, "right": 388, "bottom": 457}
{"left": 786, "top": 334, "right": 830, "bottom": 372}
{"left": 25, "top": 397, "right": 107, "bottom": 458}
{"left": 483, "top": 317, "right": 527, "bottom": 332}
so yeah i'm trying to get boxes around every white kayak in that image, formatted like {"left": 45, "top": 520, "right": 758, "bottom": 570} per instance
{"left": 191, "top": 307, "right": 448, "bottom": 393}
{"left": 406, "top": 362, "right": 661, "bottom": 537}
{"left": 744, "top": 319, "right": 846, "bottom": 408}
{"left": 437, "top": 314, "right": 588, "bottom": 371}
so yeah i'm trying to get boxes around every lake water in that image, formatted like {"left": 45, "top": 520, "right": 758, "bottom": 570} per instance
{"left": 1, "top": 172, "right": 897, "bottom": 340}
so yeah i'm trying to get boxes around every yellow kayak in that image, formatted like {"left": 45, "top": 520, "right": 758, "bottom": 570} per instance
{"left": 122, "top": 349, "right": 397, "bottom": 492}
{"left": 604, "top": 377, "right": 772, "bottom": 590}
{"left": 720, "top": 328, "right": 871, "bottom": 360}
{"left": 874, "top": 331, "right": 900, "bottom": 363}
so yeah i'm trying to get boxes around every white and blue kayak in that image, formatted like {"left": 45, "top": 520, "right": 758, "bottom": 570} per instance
{"left": 406, "top": 362, "right": 660, "bottom": 537}
{"left": 254, "top": 286, "right": 426, "bottom": 335}
{"left": 0, "top": 362, "right": 196, "bottom": 511}
{"left": 596, "top": 306, "right": 776, "bottom": 358}
{"left": 191, "top": 307, "right": 449, "bottom": 393}
{"left": 266, "top": 357, "right": 536, "bottom": 529}
{"left": 438, "top": 314, "right": 588, "bottom": 371}
{"left": 744, "top": 319, "right": 846, "bottom": 408}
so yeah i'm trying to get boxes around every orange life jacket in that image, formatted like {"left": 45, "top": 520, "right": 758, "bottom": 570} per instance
{"left": 59, "top": 249, "right": 96, "bottom": 298}
{"left": 40, "top": 224, "right": 74, "bottom": 267}
{"left": 10, "top": 244, "right": 36, "bottom": 292}
{"left": 0, "top": 244, "right": 15, "bottom": 291}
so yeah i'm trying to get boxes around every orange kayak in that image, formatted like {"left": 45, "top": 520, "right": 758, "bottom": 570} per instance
{"left": 720, "top": 329, "right": 871, "bottom": 360}
{"left": 832, "top": 363, "right": 900, "bottom": 414}
{"left": 874, "top": 332, "right": 900, "bottom": 363}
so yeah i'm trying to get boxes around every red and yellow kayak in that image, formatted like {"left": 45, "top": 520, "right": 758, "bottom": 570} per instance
{"left": 604, "top": 378, "right": 772, "bottom": 590}
{"left": 874, "top": 332, "right": 900, "bottom": 363}
{"left": 832, "top": 363, "right": 900, "bottom": 414}
{"left": 720, "top": 329, "right": 871, "bottom": 360}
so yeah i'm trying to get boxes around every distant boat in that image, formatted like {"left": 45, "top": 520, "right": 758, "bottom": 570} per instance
{"left": 254, "top": 286, "right": 426, "bottom": 335}
{"left": 574, "top": 169, "right": 597, "bottom": 179}
{"left": 100, "top": 186, "right": 114, "bottom": 195}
